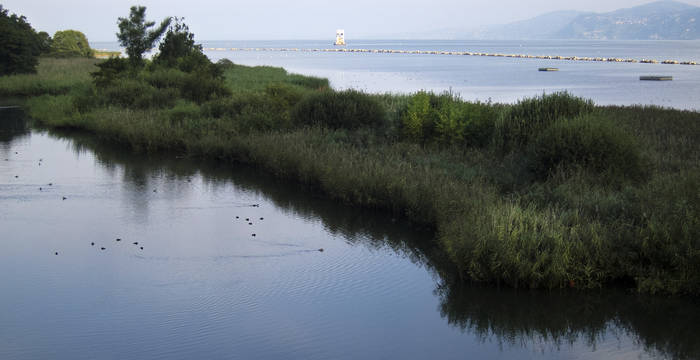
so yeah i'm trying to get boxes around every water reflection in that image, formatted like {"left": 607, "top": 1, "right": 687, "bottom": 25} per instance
{"left": 3, "top": 112, "right": 698, "bottom": 359}
{"left": 0, "top": 107, "right": 29, "bottom": 144}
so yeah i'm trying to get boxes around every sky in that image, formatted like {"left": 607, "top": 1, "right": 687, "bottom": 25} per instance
{"left": 3, "top": 0, "right": 700, "bottom": 41}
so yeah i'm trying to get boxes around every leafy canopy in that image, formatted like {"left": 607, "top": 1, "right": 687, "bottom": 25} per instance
{"left": 0, "top": 5, "right": 43, "bottom": 75}
{"left": 51, "top": 30, "right": 93, "bottom": 58}
{"left": 117, "top": 6, "right": 171, "bottom": 67}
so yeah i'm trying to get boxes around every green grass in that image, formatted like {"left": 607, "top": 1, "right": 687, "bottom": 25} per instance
{"left": 223, "top": 64, "right": 328, "bottom": 92}
{"left": 18, "top": 57, "right": 700, "bottom": 296}
{"left": 0, "top": 57, "right": 99, "bottom": 97}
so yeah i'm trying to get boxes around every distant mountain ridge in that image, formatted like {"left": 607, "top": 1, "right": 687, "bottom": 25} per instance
{"left": 473, "top": 0, "right": 700, "bottom": 40}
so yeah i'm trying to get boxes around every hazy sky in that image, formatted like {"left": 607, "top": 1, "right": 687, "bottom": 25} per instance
{"left": 3, "top": 0, "right": 700, "bottom": 41}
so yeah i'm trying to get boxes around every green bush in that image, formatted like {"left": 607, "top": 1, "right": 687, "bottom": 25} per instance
{"left": 200, "top": 92, "right": 292, "bottom": 132}
{"left": 265, "top": 82, "right": 305, "bottom": 107}
{"left": 50, "top": 30, "right": 94, "bottom": 58}
{"left": 165, "top": 99, "right": 201, "bottom": 123}
{"left": 495, "top": 92, "right": 594, "bottom": 151}
{"left": 292, "top": 89, "right": 386, "bottom": 130}
{"left": 528, "top": 114, "right": 645, "bottom": 181}
{"left": 143, "top": 67, "right": 187, "bottom": 89}
{"left": 100, "top": 78, "right": 178, "bottom": 109}
{"left": 91, "top": 57, "right": 130, "bottom": 87}
{"left": 180, "top": 70, "right": 230, "bottom": 103}
{"left": 401, "top": 91, "right": 433, "bottom": 141}
{"left": 401, "top": 91, "right": 497, "bottom": 146}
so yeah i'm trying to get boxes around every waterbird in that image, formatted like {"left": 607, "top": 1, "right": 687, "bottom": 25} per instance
{"left": 133, "top": 242, "right": 138, "bottom": 245}
{"left": 48, "top": 183, "right": 52, "bottom": 186}
{"left": 39, "top": 187, "right": 42, "bottom": 191}
{"left": 259, "top": 217, "right": 264, "bottom": 220}
{"left": 91, "top": 242, "right": 94, "bottom": 246}
{"left": 101, "top": 247, "right": 106, "bottom": 250}
{"left": 318, "top": 248, "right": 324, "bottom": 252}
{"left": 140, "top": 246, "right": 143, "bottom": 250}
{"left": 55, "top": 252, "right": 58, "bottom": 255}
{"left": 235, "top": 216, "right": 239, "bottom": 219}
{"left": 248, "top": 222, "right": 253, "bottom": 225}
{"left": 252, "top": 234, "right": 256, "bottom": 237}
{"left": 62, "top": 196, "right": 67, "bottom": 200}
{"left": 116, "top": 238, "right": 121, "bottom": 242}
{"left": 14, "top": 175, "right": 18, "bottom": 178}
{"left": 245, "top": 218, "right": 249, "bottom": 221}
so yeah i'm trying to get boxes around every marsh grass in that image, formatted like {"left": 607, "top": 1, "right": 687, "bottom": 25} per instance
{"left": 20, "top": 58, "right": 700, "bottom": 295}
{"left": 0, "top": 57, "right": 99, "bottom": 97}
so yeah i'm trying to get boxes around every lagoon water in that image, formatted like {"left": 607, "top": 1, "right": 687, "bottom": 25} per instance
{"left": 187, "top": 39, "right": 700, "bottom": 110}
{"left": 90, "top": 39, "right": 700, "bottom": 109}
{"left": 2, "top": 106, "right": 700, "bottom": 359}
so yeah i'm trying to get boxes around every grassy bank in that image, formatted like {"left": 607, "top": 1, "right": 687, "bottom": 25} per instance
{"left": 2, "top": 57, "right": 698, "bottom": 295}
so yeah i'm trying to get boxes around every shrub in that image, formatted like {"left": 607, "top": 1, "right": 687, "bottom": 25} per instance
{"left": 401, "top": 91, "right": 497, "bottom": 146}
{"left": 265, "top": 82, "right": 305, "bottom": 107}
{"left": 528, "top": 114, "right": 645, "bottom": 181}
{"left": 180, "top": 70, "right": 230, "bottom": 103}
{"left": 495, "top": 92, "right": 594, "bottom": 151}
{"left": 216, "top": 58, "right": 234, "bottom": 68}
{"left": 165, "top": 100, "right": 201, "bottom": 123}
{"left": 401, "top": 91, "right": 433, "bottom": 141}
{"left": 50, "top": 30, "right": 94, "bottom": 58}
{"left": 292, "top": 89, "right": 386, "bottom": 130}
{"left": 200, "top": 92, "right": 292, "bottom": 132}
{"left": 91, "top": 57, "right": 130, "bottom": 87}
{"left": 143, "top": 67, "right": 187, "bottom": 89}
{"left": 100, "top": 78, "right": 178, "bottom": 109}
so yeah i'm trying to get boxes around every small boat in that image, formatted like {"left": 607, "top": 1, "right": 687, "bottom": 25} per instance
{"left": 538, "top": 67, "right": 559, "bottom": 72}
{"left": 640, "top": 76, "right": 672, "bottom": 81}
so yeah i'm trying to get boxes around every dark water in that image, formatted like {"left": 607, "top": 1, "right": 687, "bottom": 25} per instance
{"left": 1, "top": 108, "right": 699, "bottom": 359}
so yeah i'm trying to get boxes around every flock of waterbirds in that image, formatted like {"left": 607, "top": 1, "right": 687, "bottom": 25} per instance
{"left": 7, "top": 150, "right": 324, "bottom": 256}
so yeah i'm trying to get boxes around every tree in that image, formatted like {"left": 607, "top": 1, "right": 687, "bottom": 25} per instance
{"left": 116, "top": 6, "right": 171, "bottom": 67}
{"left": 37, "top": 31, "right": 52, "bottom": 54}
{"left": 154, "top": 17, "right": 202, "bottom": 68}
{"left": 0, "top": 5, "right": 42, "bottom": 75}
{"left": 51, "top": 30, "right": 94, "bottom": 58}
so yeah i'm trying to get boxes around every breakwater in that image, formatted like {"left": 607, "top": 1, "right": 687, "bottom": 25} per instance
{"left": 204, "top": 47, "right": 699, "bottom": 66}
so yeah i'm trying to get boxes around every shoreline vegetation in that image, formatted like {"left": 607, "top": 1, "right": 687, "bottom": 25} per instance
{"left": 2, "top": 56, "right": 697, "bottom": 296}
{"left": 0, "top": 6, "right": 697, "bottom": 296}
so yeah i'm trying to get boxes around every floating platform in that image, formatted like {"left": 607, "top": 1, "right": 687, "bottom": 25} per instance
{"left": 640, "top": 76, "right": 672, "bottom": 81}
{"left": 538, "top": 67, "right": 559, "bottom": 72}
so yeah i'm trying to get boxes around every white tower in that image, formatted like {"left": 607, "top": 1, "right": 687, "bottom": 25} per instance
{"left": 335, "top": 29, "right": 346, "bottom": 46}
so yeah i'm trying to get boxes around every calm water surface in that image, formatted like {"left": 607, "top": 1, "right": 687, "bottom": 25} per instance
{"left": 1, "top": 109, "right": 699, "bottom": 359}
{"left": 92, "top": 39, "right": 700, "bottom": 109}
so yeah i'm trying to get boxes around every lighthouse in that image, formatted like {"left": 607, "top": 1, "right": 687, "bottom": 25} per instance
{"left": 335, "top": 29, "right": 346, "bottom": 46}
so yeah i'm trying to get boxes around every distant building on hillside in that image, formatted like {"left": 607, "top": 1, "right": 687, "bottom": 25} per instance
{"left": 335, "top": 29, "right": 345, "bottom": 45}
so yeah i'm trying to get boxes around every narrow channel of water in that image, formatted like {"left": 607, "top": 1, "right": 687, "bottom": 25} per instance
{"left": 1, "top": 108, "right": 698, "bottom": 359}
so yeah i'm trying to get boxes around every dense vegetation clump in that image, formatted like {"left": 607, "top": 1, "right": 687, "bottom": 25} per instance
{"left": 292, "top": 89, "right": 386, "bottom": 130}
{"left": 0, "top": 5, "right": 44, "bottom": 75}
{"left": 50, "top": 30, "right": 94, "bottom": 58}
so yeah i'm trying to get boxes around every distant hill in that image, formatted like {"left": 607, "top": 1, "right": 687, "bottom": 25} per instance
{"left": 556, "top": 1, "right": 700, "bottom": 39}
{"left": 470, "top": 0, "right": 700, "bottom": 40}
{"left": 474, "top": 11, "right": 590, "bottom": 40}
